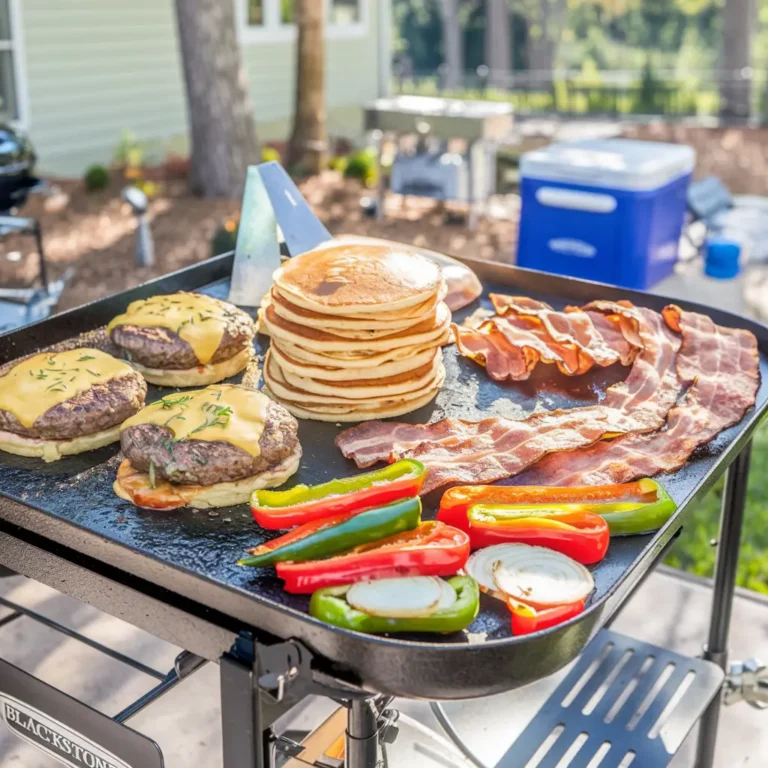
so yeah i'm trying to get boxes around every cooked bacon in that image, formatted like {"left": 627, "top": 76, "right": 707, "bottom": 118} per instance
{"left": 583, "top": 311, "right": 638, "bottom": 367}
{"left": 336, "top": 306, "right": 682, "bottom": 493}
{"left": 492, "top": 295, "right": 641, "bottom": 369}
{"left": 453, "top": 296, "right": 643, "bottom": 381}
{"left": 516, "top": 307, "right": 760, "bottom": 486}
{"left": 453, "top": 322, "right": 532, "bottom": 381}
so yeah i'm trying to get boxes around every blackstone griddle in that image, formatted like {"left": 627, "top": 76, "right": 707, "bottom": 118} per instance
{"left": 0, "top": 252, "right": 765, "bottom": 768}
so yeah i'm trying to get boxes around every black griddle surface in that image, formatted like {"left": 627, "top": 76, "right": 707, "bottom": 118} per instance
{"left": 1, "top": 257, "right": 766, "bottom": 698}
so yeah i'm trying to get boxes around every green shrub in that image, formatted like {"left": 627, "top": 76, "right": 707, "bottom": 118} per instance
{"left": 328, "top": 155, "right": 348, "bottom": 173}
{"left": 211, "top": 217, "right": 239, "bottom": 257}
{"left": 83, "top": 164, "right": 110, "bottom": 192}
{"left": 344, "top": 148, "right": 378, "bottom": 187}
{"left": 113, "top": 129, "right": 142, "bottom": 169}
{"left": 261, "top": 146, "right": 281, "bottom": 164}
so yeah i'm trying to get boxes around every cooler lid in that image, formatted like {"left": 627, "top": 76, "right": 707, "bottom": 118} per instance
{"left": 520, "top": 138, "right": 696, "bottom": 191}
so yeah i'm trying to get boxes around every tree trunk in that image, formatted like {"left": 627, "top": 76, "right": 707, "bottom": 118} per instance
{"left": 440, "top": 0, "right": 464, "bottom": 90}
{"left": 719, "top": 0, "right": 754, "bottom": 119}
{"left": 287, "top": 0, "right": 327, "bottom": 174}
{"left": 525, "top": 0, "right": 564, "bottom": 90}
{"left": 174, "top": 0, "right": 259, "bottom": 198}
{"left": 485, "top": 0, "right": 511, "bottom": 89}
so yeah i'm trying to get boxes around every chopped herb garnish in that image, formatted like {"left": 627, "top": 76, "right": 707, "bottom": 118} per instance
{"left": 77, "top": 354, "right": 96, "bottom": 362}
{"left": 159, "top": 394, "right": 192, "bottom": 410}
{"left": 35, "top": 371, "right": 48, "bottom": 380}
{"left": 86, "top": 369, "right": 101, "bottom": 377}
{"left": 164, "top": 413, "right": 187, "bottom": 428}
{"left": 188, "top": 404, "right": 233, "bottom": 437}
{"left": 46, "top": 382, "right": 67, "bottom": 391}
{"left": 191, "top": 455, "right": 209, "bottom": 465}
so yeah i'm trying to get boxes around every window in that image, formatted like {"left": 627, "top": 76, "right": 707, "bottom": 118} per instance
{"left": 280, "top": 0, "right": 294, "bottom": 24}
{"left": 0, "top": 0, "right": 21, "bottom": 124}
{"left": 247, "top": 0, "right": 264, "bottom": 25}
{"left": 239, "top": 0, "right": 367, "bottom": 42}
{"left": 330, "top": 0, "right": 360, "bottom": 24}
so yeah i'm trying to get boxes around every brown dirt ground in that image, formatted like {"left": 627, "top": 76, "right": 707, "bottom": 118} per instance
{"left": 0, "top": 171, "right": 518, "bottom": 312}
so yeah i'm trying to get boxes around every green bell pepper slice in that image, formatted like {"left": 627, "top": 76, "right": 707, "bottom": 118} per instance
{"left": 597, "top": 480, "right": 677, "bottom": 536}
{"left": 237, "top": 496, "right": 421, "bottom": 567}
{"left": 309, "top": 575, "right": 480, "bottom": 635}
{"left": 251, "top": 459, "right": 426, "bottom": 529}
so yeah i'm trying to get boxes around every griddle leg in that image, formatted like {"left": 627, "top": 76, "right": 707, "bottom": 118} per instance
{"left": 221, "top": 653, "right": 269, "bottom": 768}
{"left": 694, "top": 440, "right": 752, "bottom": 768}
{"left": 346, "top": 698, "right": 379, "bottom": 768}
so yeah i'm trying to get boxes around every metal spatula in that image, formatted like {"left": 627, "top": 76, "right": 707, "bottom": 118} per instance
{"left": 228, "top": 162, "right": 332, "bottom": 308}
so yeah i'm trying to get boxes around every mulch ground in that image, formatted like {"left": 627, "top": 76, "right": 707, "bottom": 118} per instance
{"left": 0, "top": 171, "right": 519, "bottom": 312}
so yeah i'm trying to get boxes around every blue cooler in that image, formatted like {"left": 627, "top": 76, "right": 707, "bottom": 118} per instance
{"left": 517, "top": 139, "right": 695, "bottom": 289}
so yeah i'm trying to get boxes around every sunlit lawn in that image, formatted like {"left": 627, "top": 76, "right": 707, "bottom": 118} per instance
{"left": 666, "top": 419, "right": 768, "bottom": 594}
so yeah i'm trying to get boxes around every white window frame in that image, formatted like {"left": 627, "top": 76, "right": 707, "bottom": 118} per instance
{"left": 1, "top": 0, "right": 29, "bottom": 129}
{"left": 236, "top": 0, "right": 369, "bottom": 45}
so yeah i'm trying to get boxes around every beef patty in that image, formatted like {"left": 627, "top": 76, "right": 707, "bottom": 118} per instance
{"left": 120, "top": 400, "right": 300, "bottom": 486}
{"left": 0, "top": 371, "right": 147, "bottom": 440}
{"left": 110, "top": 299, "right": 254, "bottom": 370}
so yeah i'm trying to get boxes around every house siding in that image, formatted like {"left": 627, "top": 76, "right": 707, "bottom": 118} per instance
{"left": 19, "top": 0, "right": 383, "bottom": 177}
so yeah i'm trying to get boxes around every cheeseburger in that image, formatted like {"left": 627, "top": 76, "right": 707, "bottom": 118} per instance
{"left": 114, "top": 384, "right": 301, "bottom": 509}
{"left": 108, "top": 292, "right": 254, "bottom": 387}
{"left": 0, "top": 348, "right": 146, "bottom": 462}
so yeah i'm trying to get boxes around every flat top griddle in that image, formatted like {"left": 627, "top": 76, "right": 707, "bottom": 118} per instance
{"left": 1, "top": 254, "right": 766, "bottom": 700}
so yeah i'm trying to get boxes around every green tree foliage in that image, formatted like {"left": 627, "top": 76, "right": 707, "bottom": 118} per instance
{"left": 393, "top": 0, "right": 728, "bottom": 78}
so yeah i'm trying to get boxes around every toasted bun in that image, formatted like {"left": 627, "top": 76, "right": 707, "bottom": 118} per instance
{"left": 273, "top": 243, "right": 443, "bottom": 314}
{"left": 131, "top": 348, "right": 251, "bottom": 387}
{"left": 113, "top": 446, "right": 302, "bottom": 509}
{"left": 0, "top": 424, "right": 121, "bottom": 462}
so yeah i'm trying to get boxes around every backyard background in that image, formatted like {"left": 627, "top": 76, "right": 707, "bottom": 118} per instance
{"left": 1, "top": 0, "right": 766, "bottom": 592}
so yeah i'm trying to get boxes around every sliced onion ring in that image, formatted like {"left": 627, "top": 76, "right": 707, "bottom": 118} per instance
{"left": 467, "top": 543, "right": 594, "bottom": 608}
{"left": 346, "top": 577, "right": 444, "bottom": 618}
{"left": 435, "top": 578, "right": 458, "bottom": 612}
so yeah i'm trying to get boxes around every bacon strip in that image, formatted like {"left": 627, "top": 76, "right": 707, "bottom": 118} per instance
{"left": 453, "top": 296, "right": 643, "bottom": 381}
{"left": 515, "top": 307, "right": 760, "bottom": 486}
{"left": 336, "top": 306, "right": 682, "bottom": 494}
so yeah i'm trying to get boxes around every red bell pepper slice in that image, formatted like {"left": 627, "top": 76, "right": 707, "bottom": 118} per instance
{"left": 252, "top": 459, "right": 426, "bottom": 529}
{"left": 276, "top": 521, "right": 470, "bottom": 594}
{"left": 467, "top": 505, "right": 610, "bottom": 565}
{"left": 507, "top": 596, "right": 585, "bottom": 636}
{"left": 437, "top": 480, "right": 663, "bottom": 532}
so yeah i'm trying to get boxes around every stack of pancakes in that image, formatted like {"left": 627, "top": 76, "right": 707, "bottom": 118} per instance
{"left": 260, "top": 243, "right": 450, "bottom": 421}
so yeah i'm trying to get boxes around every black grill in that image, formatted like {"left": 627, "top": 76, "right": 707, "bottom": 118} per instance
{"left": 0, "top": 123, "right": 40, "bottom": 212}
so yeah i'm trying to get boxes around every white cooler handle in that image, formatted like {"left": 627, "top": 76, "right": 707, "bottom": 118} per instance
{"left": 536, "top": 187, "right": 617, "bottom": 213}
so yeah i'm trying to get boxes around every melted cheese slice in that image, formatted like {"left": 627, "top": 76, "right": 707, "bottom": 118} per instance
{"left": 120, "top": 384, "right": 268, "bottom": 457}
{"left": 0, "top": 348, "right": 134, "bottom": 429}
{"left": 108, "top": 292, "right": 237, "bottom": 365}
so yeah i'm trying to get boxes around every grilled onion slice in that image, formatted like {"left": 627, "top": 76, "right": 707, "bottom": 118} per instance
{"left": 346, "top": 576, "right": 446, "bottom": 618}
{"left": 466, "top": 543, "right": 594, "bottom": 608}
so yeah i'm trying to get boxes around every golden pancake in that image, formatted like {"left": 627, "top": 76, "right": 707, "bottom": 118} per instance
{"left": 269, "top": 342, "right": 438, "bottom": 381}
{"left": 264, "top": 350, "right": 444, "bottom": 405}
{"left": 262, "top": 302, "right": 450, "bottom": 353}
{"left": 273, "top": 243, "right": 444, "bottom": 315}
{"left": 269, "top": 288, "right": 440, "bottom": 332}
{"left": 262, "top": 373, "right": 444, "bottom": 422}
{"left": 268, "top": 348, "right": 443, "bottom": 399}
